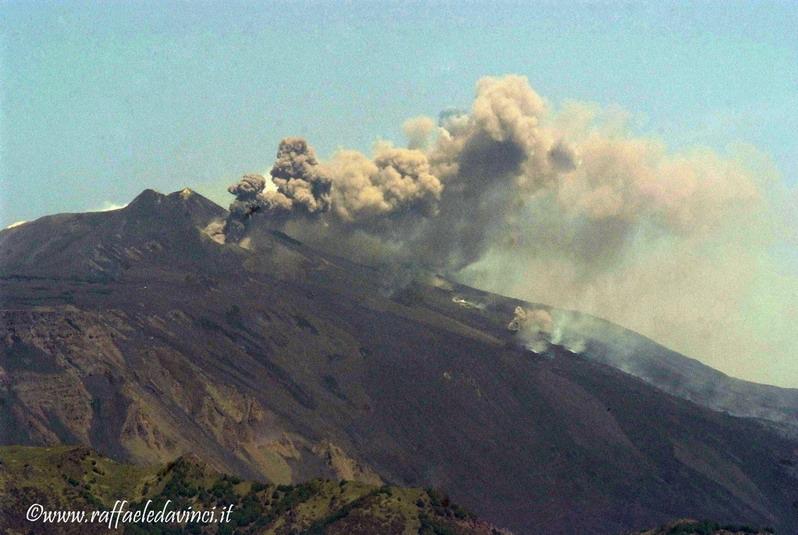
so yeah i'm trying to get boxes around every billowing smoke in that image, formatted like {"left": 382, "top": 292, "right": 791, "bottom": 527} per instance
{"left": 222, "top": 74, "right": 797, "bottom": 387}
{"left": 263, "top": 137, "right": 332, "bottom": 215}
{"left": 226, "top": 174, "right": 267, "bottom": 241}
{"left": 225, "top": 137, "right": 441, "bottom": 247}
{"left": 326, "top": 142, "right": 442, "bottom": 223}
{"left": 223, "top": 139, "right": 333, "bottom": 240}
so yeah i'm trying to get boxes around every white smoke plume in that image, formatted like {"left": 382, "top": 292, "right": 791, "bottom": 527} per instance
{"left": 224, "top": 74, "right": 797, "bottom": 387}
{"left": 507, "top": 306, "right": 589, "bottom": 355}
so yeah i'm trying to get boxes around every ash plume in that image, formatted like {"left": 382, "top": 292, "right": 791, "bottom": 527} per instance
{"left": 264, "top": 137, "right": 332, "bottom": 215}
{"left": 226, "top": 174, "right": 267, "bottom": 242}
{"left": 327, "top": 142, "right": 442, "bottom": 223}
{"left": 223, "top": 139, "right": 333, "bottom": 240}
{"left": 403, "top": 116, "right": 437, "bottom": 150}
{"left": 223, "top": 74, "right": 797, "bottom": 386}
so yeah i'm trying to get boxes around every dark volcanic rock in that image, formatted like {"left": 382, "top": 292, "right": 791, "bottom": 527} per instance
{"left": 0, "top": 189, "right": 797, "bottom": 534}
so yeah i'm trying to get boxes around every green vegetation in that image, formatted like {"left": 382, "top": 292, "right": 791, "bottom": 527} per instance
{"left": 660, "top": 520, "right": 774, "bottom": 535}
{"left": 0, "top": 446, "right": 502, "bottom": 535}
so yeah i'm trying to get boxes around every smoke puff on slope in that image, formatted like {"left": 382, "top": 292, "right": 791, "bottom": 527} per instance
{"left": 224, "top": 74, "right": 796, "bottom": 386}
{"left": 508, "top": 306, "right": 588, "bottom": 355}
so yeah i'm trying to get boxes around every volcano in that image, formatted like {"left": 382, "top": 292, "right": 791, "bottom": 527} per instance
{"left": 0, "top": 189, "right": 796, "bottom": 534}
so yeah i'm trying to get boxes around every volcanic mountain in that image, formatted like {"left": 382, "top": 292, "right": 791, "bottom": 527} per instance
{"left": 0, "top": 189, "right": 796, "bottom": 534}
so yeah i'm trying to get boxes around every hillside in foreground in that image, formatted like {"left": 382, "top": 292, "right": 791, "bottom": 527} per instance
{"left": 1, "top": 446, "right": 781, "bottom": 535}
{"left": 629, "top": 519, "right": 774, "bottom": 535}
{"left": 0, "top": 445, "right": 508, "bottom": 535}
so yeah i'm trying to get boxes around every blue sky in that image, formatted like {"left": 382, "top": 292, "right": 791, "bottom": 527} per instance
{"left": 2, "top": 1, "right": 797, "bottom": 226}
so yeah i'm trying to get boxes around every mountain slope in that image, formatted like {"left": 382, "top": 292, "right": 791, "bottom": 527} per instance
{"left": 436, "top": 281, "right": 798, "bottom": 441}
{"left": 1, "top": 189, "right": 797, "bottom": 534}
{"left": 569, "top": 316, "right": 798, "bottom": 440}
